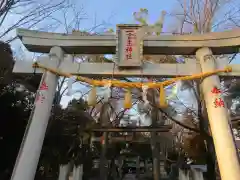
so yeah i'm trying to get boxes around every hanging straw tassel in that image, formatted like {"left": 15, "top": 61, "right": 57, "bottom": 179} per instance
{"left": 124, "top": 89, "right": 132, "bottom": 109}
{"left": 159, "top": 84, "right": 168, "bottom": 108}
{"left": 88, "top": 86, "right": 97, "bottom": 106}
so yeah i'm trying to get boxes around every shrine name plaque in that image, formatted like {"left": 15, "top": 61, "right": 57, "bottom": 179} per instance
{"left": 116, "top": 24, "right": 144, "bottom": 68}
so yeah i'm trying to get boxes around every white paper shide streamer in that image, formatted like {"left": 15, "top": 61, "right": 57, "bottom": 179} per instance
{"left": 67, "top": 76, "right": 77, "bottom": 96}
{"left": 103, "top": 81, "right": 112, "bottom": 102}
{"left": 142, "top": 85, "right": 149, "bottom": 105}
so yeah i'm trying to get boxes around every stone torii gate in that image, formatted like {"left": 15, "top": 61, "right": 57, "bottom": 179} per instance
{"left": 11, "top": 24, "right": 240, "bottom": 180}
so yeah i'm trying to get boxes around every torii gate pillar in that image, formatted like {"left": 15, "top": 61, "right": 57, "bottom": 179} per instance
{"left": 11, "top": 47, "right": 64, "bottom": 180}
{"left": 196, "top": 47, "right": 240, "bottom": 180}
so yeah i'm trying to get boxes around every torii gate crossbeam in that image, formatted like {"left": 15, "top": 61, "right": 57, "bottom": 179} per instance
{"left": 17, "top": 27, "right": 240, "bottom": 55}
{"left": 13, "top": 57, "right": 240, "bottom": 77}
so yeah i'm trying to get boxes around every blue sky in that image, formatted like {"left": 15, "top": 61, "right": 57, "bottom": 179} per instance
{"left": 1, "top": 0, "right": 178, "bottom": 58}
{"left": 2, "top": 0, "right": 239, "bottom": 110}
{"left": 1, "top": 0, "right": 180, "bottom": 111}
{"left": 79, "top": 0, "right": 176, "bottom": 28}
{"left": 47, "top": 0, "right": 178, "bottom": 108}
{"left": 41, "top": 0, "right": 179, "bottom": 36}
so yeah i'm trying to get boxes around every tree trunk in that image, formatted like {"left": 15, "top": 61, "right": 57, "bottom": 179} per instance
{"left": 118, "top": 156, "right": 124, "bottom": 180}
{"left": 144, "top": 159, "right": 148, "bottom": 174}
{"left": 136, "top": 156, "right": 140, "bottom": 178}
{"left": 100, "top": 132, "right": 109, "bottom": 180}
{"left": 150, "top": 132, "right": 160, "bottom": 180}
{"left": 201, "top": 100, "right": 216, "bottom": 180}
{"left": 205, "top": 141, "right": 216, "bottom": 180}
{"left": 149, "top": 89, "right": 160, "bottom": 180}
{"left": 107, "top": 157, "right": 118, "bottom": 180}
{"left": 99, "top": 103, "right": 112, "bottom": 180}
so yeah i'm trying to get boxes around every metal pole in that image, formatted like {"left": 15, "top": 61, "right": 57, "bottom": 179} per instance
{"left": 196, "top": 47, "right": 240, "bottom": 180}
{"left": 11, "top": 46, "right": 64, "bottom": 180}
